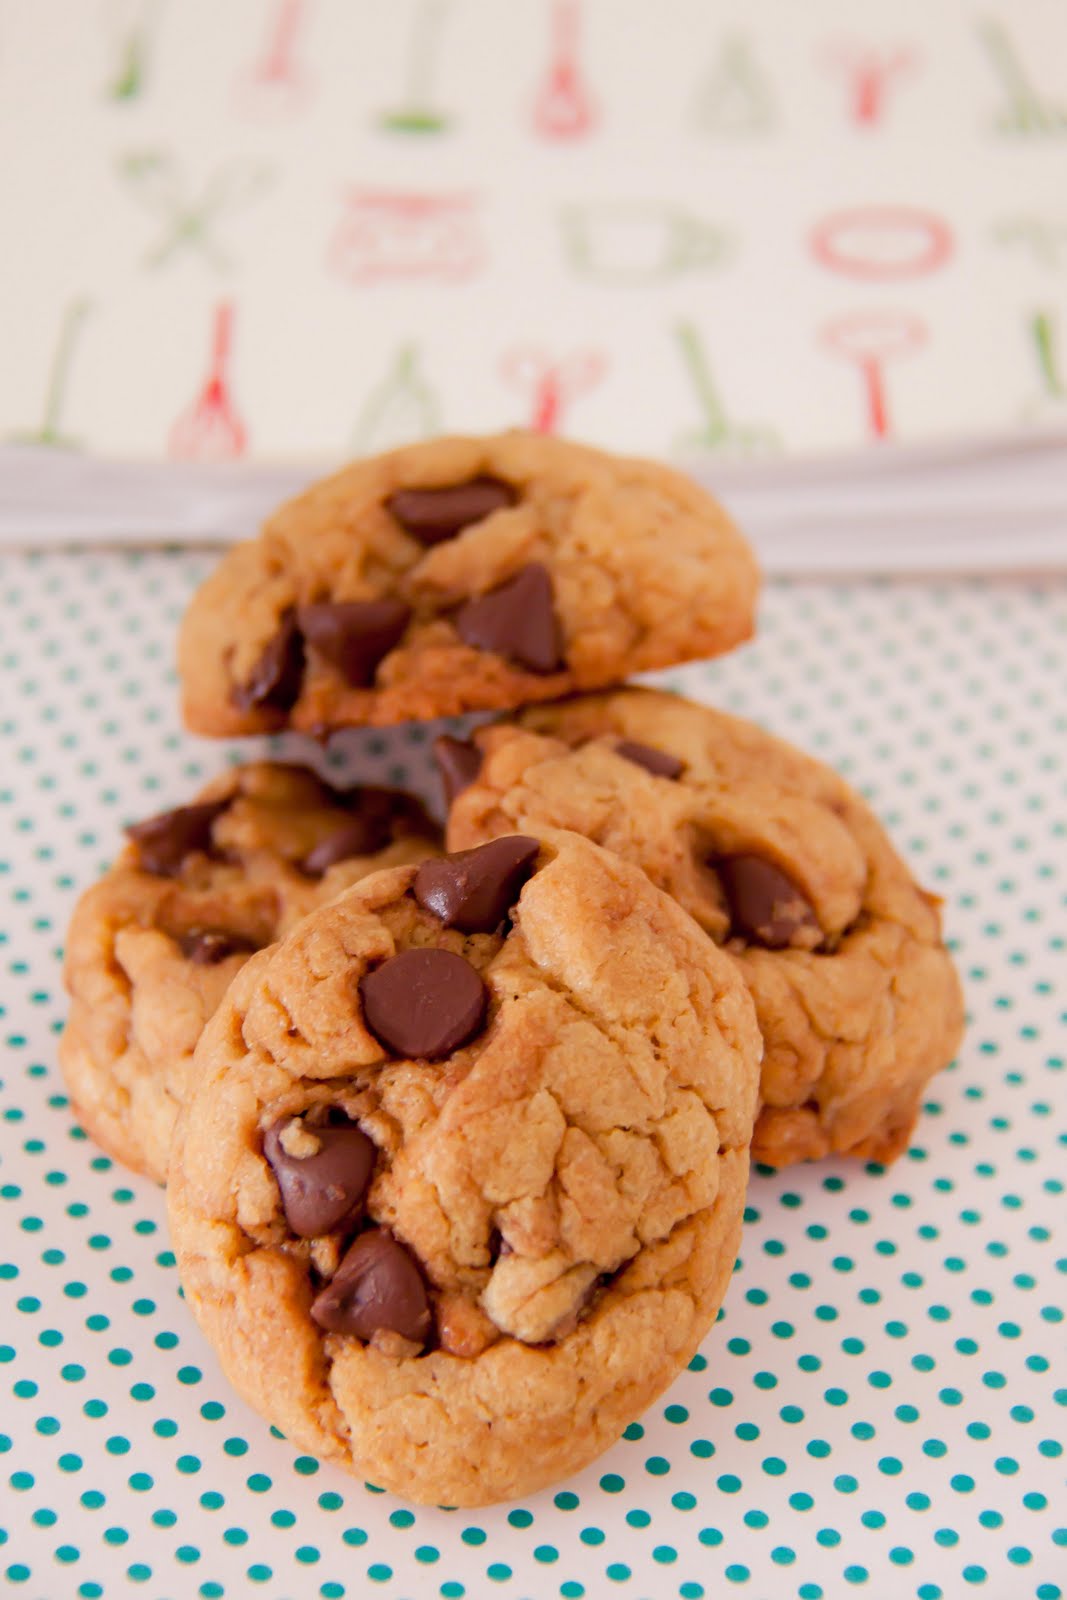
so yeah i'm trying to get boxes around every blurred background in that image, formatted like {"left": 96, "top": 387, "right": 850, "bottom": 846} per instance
{"left": 3, "top": 0, "right": 1067, "bottom": 466}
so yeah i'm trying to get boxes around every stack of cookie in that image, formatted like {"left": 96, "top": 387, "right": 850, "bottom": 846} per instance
{"left": 62, "top": 433, "right": 963, "bottom": 1507}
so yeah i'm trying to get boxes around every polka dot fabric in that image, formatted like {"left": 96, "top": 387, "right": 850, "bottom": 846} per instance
{"left": 1, "top": 550, "right": 1064, "bottom": 1599}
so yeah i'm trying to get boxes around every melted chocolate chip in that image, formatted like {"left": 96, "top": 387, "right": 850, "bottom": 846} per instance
{"left": 179, "top": 928, "right": 257, "bottom": 965}
{"left": 303, "top": 816, "right": 388, "bottom": 876}
{"left": 717, "top": 854, "right": 820, "bottom": 950}
{"left": 414, "top": 836, "right": 539, "bottom": 933}
{"left": 263, "top": 1116, "right": 376, "bottom": 1238}
{"left": 360, "top": 948, "right": 486, "bottom": 1059}
{"left": 231, "top": 610, "right": 305, "bottom": 714}
{"left": 616, "top": 740, "right": 684, "bottom": 780}
{"left": 310, "top": 1227, "right": 431, "bottom": 1344}
{"left": 296, "top": 600, "right": 411, "bottom": 688}
{"left": 386, "top": 476, "right": 516, "bottom": 546}
{"left": 303, "top": 786, "right": 431, "bottom": 875}
{"left": 455, "top": 563, "right": 564, "bottom": 674}
{"left": 127, "top": 800, "right": 229, "bottom": 878}
{"left": 432, "top": 735, "right": 483, "bottom": 810}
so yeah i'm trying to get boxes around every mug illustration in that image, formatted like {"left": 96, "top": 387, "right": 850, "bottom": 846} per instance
{"left": 560, "top": 203, "right": 730, "bottom": 285}
{"left": 993, "top": 217, "right": 1067, "bottom": 271}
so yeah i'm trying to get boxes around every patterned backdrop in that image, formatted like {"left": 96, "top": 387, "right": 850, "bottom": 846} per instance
{"left": 2, "top": 0, "right": 1067, "bottom": 463}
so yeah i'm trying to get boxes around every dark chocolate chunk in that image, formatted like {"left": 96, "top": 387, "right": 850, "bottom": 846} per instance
{"left": 303, "top": 816, "right": 388, "bottom": 876}
{"left": 127, "top": 799, "right": 229, "bottom": 878}
{"left": 179, "top": 928, "right": 257, "bottom": 965}
{"left": 232, "top": 610, "right": 305, "bottom": 714}
{"left": 432, "top": 735, "right": 483, "bottom": 810}
{"left": 414, "top": 836, "right": 539, "bottom": 933}
{"left": 616, "top": 740, "right": 684, "bottom": 781}
{"left": 263, "top": 1116, "right": 376, "bottom": 1238}
{"left": 310, "top": 1227, "right": 431, "bottom": 1344}
{"left": 455, "top": 563, "right": 563, "bottom": 674}
{"left": 717, "top": 854, "right": 820, "bottom": 950}
{"left": 386, "top": 476, "right": 516, "bottom": 546}
{"left": 296, "top": 600, "right": 411, "bottom": 688}
{"left": 360, "top": 948, "right": 486, "bottom": 1059}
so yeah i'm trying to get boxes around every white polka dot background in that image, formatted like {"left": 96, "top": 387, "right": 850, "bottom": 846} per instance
{"left": 0, "top": 551, "right": 1063, "bottom": 1600}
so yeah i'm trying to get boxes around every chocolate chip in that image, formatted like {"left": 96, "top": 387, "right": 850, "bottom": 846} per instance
{"left": 414, "top": 836, "right": 539, "bottom": 933}
{"left": 127, "top": 800, "right": 229, "bottom": 878}
{"left": 717, "top": 855, "right": 820, "bottom": 950}
{"left": 302, "top": 786, "right": 430, "bottom": 875}
{"left": 432, "top": 735, "right": 483, "bottom": 810}
{"left": 296, "top": 600, "right": 411, "bottom": 688}
{"left": 232, "top": 610, "right": 305, "bottom": 713}
{"left": 386, "top": 476, "right": 516, "bottom": 546}
{"left": 310, "top": 1227, "right": 431, "bottom": 1344}
{"left": 303, "top": 816, "right": 388, "bottom": 876}
{"left": 263, "top": 1116, "right": 376, "bottom": 1238}
{"left": 616, "top": 740, "right": 684, "bottom": 780}
{"left": 179, "top": 929, "right": 257, "bottom": 965}
{"left": 360, "top": 948, "right": 486, "bottom": 1059}
{"left": 455, "top": 563, "right": 564, "bottom": 674}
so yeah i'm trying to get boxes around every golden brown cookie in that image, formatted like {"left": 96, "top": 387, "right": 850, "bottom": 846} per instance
{"left": 167, "top": 831, "right": 761, "bottom": 1505}
{"left": 60, "top": 763, "right": 439, "bottom": 1182}
{"left": 443, "top": 689, "right": 965, "bottom": 1168}
{"left": 178, "top": 432, "right": 759, "bottom": 736}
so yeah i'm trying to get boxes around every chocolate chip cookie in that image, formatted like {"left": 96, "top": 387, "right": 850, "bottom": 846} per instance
{"left": 60, "top": 763, "right": 439, "bottom": 1182}
{"left": 178, "top": 432, "right": 759, "bottom": 736}
{"left": 442, "top": 689, "right": 965, "bottom": 1168}
{"left": 167, "top": 832, "right": 761, "bottom": 1505}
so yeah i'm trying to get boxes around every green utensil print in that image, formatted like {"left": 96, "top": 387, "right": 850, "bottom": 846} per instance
{"left": 1022, "top": 310, "right": 1067, "bottom": 421}
{"left": 352, "top": 345, "right": 442, "bottom": 451}
{"left": 688, "top": 33, "right": 776, "bottom": 137}
{"left": 993, "top": 216, "right": 1067, "bottom": 270}
{"left": 560, "top": 203, "right": 730, "bottom": 285}
{"left": 118, "top": 151, "right": 274, "bottom": 272}
{"left": 976, "top": 18, "right": 1067, "bottom": 136}
{"left": 105, "top": 0, "right": 164, "bottom": 102}
{"left": 379, "top": 0, "right": 452, "bottom": 134}
{"left": 10, "top": 298, "right": 92, "bottom": 449}
{"left": 673, "top": 321, "right": 779, "bottom": 456}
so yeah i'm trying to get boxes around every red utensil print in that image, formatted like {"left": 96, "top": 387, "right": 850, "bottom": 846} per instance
{"left": 169, "top": 302, "right": 247, "bottom": 460}
{"left": 811, "top": 206, "right": 953, "bottom": 281}
{"left": 532, "top": 0, "right": 597, "bottom": 140}
{"left": 329, "top": 190, "right": 483, "bottom": 283}
{"left": 825, "top": 40, "right": 915, "bottom": 126}
{"left": 236, "top": 0, "right": 312, "bottom": 117}
{"left": 500, "top": 347, "right": 605, "bottom": 434}
{"left": 821, "top": 311, "right": 926, "bottom": 440}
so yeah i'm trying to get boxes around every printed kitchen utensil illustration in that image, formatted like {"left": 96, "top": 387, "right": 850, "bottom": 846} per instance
{"left": 4, "top": 1, "right": 1065, "bottom": 459}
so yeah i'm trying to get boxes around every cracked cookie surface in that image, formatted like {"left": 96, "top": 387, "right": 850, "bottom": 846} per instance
{"left": 444, "top": 689, "right": 965, "bottom": 1168}
{"left": 61, "top": 763, "right": 438, "bottom": 1182}
{"left": 178, "top": 431, "right": 759, "bottom": 736}
{"left": 167, "top": 832, "right": 761, "bottom": 1505}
